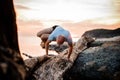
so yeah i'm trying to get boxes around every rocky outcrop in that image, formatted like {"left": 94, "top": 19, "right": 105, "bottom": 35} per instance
{"left": 82, "top": 28, "right": 120, "bottom": 38}
{"left": 64, "top": 37, "right": 120, "bottom": 80}
{"left": 24, "top": 36, "right": 94, "bottom": 80}
{"left": 24, "top": 28, "right": 120, "bottom": 80}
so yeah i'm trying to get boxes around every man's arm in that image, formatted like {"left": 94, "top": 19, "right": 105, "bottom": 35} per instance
{"left": 67, "top": 43, "right": 73, "bottom": 59}
{"left": 45, "top": 40, "right": 51, "bottom": 55}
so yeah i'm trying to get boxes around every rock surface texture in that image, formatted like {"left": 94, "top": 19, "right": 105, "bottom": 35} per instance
{"left": 25, "top": 28, "right": 120, "bottom": 80}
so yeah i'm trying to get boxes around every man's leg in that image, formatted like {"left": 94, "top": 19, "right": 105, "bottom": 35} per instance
{"left": 37, "top": 27, "right": 53, "bottom": 37}
{"left": 40, "top": 34, "right": 50, "bottom": 48}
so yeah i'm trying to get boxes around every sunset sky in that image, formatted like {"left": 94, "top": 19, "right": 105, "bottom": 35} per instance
{"left": 14, "top": 0, "right": 117, "bottom": 21}
{"left": 13, "top": 0, "right": 120, "bottom": 59}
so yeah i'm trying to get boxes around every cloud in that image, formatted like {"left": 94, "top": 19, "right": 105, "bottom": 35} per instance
{"left": 14, "top": 4, "right": 30, "bottom": 10}
{"left": 17, "top": 19, "right": 44, "bottom": 36}
{"left": 14, "top": 0, "right": 113, "bottom": 22}
{"left": 112, "top": 0, "right": 120, "bottom": 15}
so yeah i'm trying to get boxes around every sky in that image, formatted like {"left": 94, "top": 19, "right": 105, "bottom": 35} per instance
{"left": 13, "top": 0, "right": 120, "bottom": 59}
{"left": 14, "top": 0, "right": 116, "bottom": 22}
{"left": 13, "top": 0, "right": 120, "bottom": 39}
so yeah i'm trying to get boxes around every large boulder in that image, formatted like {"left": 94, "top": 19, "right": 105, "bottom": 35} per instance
{"left": 64, "top": 40, "right": 120, "bottom": 80}
{"left": 82, "top": 28, "right": 120, "bottom": 38}
{"left": 63, "top": 29, "right": 120, "bottom": 80}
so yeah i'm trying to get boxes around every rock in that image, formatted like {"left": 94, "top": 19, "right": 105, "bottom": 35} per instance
{"left": 24, "top": 36, "right": 94, "bottom": 80}
{"left": 82, "top": 28, "right": 120, "bottom": 38}
{"left": 24, "top": 28, "right": 120, "bottom": 80}
{"left": 0, "top": 46, "right": 27, "bottom": 80}
{"left": 49, "top": 42, "right": 69, "bottom": 53}
{"left": 64, "top": 38, "right": 120, "bottom": 80}
{"left": 0, "top": 0, "right": 27, "bottom": 80}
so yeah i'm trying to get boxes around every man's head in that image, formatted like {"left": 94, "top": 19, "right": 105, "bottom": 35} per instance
{"left": 56, "top": 35, "right": 65, "bottom": 46}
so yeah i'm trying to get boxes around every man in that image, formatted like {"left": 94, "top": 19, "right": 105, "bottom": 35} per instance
{"left": 37, "top": 25, "right": 73, "bottom": 59}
